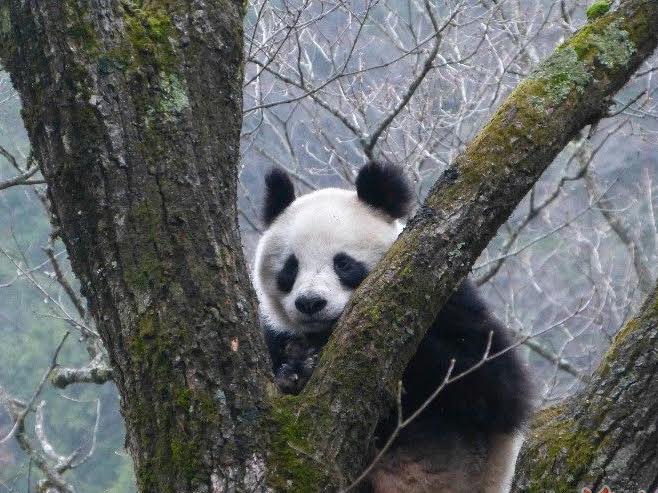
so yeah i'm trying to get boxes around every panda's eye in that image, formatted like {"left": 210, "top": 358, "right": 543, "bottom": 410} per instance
{"left": 334, "top": 255, "right": 351, "bottom": 271}
{"left": 276, "top": 254, "right": 298, "bottom": 293}
{"left": 333, "top": 253, "right": 368, "bottom": 289}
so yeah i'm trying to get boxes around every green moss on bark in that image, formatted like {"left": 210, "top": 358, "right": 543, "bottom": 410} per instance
{"left": 597, "top": 318, "right": 640, "bottom": 377}
{"left": 121, "top": 199, "right": 168, "bottom": 296}
{"left": 96, "top": 3, "right": 191, "bottom": 126}
{"left": 64, "top": 2, "right": 99, "bottom": 54}
{"left": 427, "top": 5, "right": 642, "bottom": 210}
{"left": 597, "top": 284, "right": 658, "bottom": 377}
{"left": 566, "top": 16, "right": 635, "bottom": 70}
{"left": 267, "top": 396, "right": 330, "bottom": 492}
{"left": 0, "top": 5, "right": 14, "bottom": 63}
{"left": 586, "top": 1, "right": 611, "bottom": 20}
{"left": 158, "top": 73, "right": 190, "bottom": 117}
{"left": 591, "top": 21, "right": 636, "bottom": 68}
{"left": 122, "top": 4, "right": 177, "bottom": 72}
{"left": 530, "top": 47, "right": 591, "bottom": 105}
{"left": 128, "top": 309, "right": 222, "bottom": 491}
{"left": 0, "top": 6, "right": 9, "bottom": 34}
{"left": 124, "top": 253, "right": 165, "bottom": 293}
{"left": 525, "top": 406, "right": 604, "bottom": 492}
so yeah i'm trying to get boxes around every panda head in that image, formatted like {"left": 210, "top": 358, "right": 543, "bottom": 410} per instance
{"left": 253, "top": 162, "right": 412, "bottom": 334}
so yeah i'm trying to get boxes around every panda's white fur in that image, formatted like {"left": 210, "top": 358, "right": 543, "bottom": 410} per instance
{"left": 254, "top": 164, "right": 532, "bottom": 493}
{"left": 254, "top": 188, "right": 403, "bottom": 334}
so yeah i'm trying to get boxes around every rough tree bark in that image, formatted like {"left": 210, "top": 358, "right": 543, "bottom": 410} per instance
{"left": 0, "top": 0, "right": 656, "bottom": 492}
{"left": 0, "top": 1, "right": 272, "bottom": 491}
{"left": 512, "top": 280, "right": 658, "bottom": 492}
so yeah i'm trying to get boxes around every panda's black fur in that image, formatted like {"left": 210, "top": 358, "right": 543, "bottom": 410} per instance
{"left": 263, "top": 167, "right": 296, "bottom": 226}
{"left": 257, "top": 163, "right": 532, "bottom": 492}
{"left": 355, "top": 161, "right": 412, "bottom": 219}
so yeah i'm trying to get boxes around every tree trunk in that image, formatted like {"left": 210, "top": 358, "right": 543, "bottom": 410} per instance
{"left": 1, "top": 0, "right": 656, "bottom": 492}
{"left": 0, "top": 1, "right": 272, "bottom": 491}
{"left": 512, "top": 281, "right": 658, "bottom": 492}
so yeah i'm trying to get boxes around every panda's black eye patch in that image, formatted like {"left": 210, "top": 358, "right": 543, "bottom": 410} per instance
{"left": 333, "top": 253, "right": 368, "bottom": 289}
{"left": 277, "top": 255, "right": 298, "bottom": 293}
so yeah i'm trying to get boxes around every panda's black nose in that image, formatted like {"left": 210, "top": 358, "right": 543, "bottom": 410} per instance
{"left": 295, "top": 296, "right": 327, "bottom": 315}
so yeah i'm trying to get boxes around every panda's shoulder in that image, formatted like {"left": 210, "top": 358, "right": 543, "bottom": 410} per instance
{"left": 435, "top": 280, "right": 513, "bottom": 342}
{"left": 448, "top": 279, "right": 490, "bottom": 316}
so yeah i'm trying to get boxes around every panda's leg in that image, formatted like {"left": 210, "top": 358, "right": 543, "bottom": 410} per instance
{"left": 481, "top": 433, "right": 524, "bottom": 493}
{"left": 368, "top": 422, "right": 492, "bottom": 493}
{"left": 368, "top": 448, "right": 472, "bottom": 493}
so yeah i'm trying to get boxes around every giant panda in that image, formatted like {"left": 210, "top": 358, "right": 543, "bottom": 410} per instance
{"left": 253, "top": 162, "right": 532, "bottom": 493}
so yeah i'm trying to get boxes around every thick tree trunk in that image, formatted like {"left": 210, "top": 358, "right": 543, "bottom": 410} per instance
{"left": 0, "top": 1, "right": 272, "bottom": 491}
{"left": 512, "top": 279, "right": 658, "bottom": 492}
{"left": 1, "top": 0, "right": 657, "bottom": 492}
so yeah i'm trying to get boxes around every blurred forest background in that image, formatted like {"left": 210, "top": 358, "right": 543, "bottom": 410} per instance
{"left": 1, "top": 0, "right": 657, "bottom": 491}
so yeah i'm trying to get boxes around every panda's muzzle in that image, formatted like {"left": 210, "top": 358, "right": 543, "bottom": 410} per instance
{"left": 295, "top": 295, "right": 327, "bottom": 316}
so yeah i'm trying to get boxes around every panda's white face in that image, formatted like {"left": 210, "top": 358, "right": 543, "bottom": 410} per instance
{"left": 254, "top": 188, "right": 403, "bottom": 334}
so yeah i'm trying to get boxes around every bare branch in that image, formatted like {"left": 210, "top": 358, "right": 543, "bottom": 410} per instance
{"left": 0, "top": 332, "right": 69, "bottom": 445}
{"left": 0, "top": 166, "right": 42, "bottom": 191}
{"left": 43, "top": 246, "right": 86, "bottom": 321}
{"left": 50, "top": 351, "right": 113, "bottom": 389}
{"left": 364, "top": 2, "right": 461, "bottom": 158}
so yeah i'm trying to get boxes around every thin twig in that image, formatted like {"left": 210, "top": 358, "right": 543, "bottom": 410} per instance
{"left": 0, "top": 332, "right": 70, "bottom": 444}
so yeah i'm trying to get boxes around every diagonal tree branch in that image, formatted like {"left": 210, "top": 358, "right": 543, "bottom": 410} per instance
{"left": 0, "top": 166, "right": 43, "bottom": 191}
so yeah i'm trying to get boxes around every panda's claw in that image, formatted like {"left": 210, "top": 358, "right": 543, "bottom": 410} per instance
{"left": 274, "top": 362, "right": 311, "bottom": 395}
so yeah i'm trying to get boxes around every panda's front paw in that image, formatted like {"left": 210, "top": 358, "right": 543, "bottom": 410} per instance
{"left": 274, "top": 363, "right": 308, "bottom": 395}
{"left": 274, "top": 345, "right": 319, "bottom": 394}
{"left": 299, "top": 350, "right": 318, "bottom": 379}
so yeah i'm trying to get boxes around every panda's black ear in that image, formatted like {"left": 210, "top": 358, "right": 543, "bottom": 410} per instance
{"left": 263, "top": 168, "right": 296, "bottom": 226}
{"left": 356, "top": 161, "right": 412, "bottom": 219}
